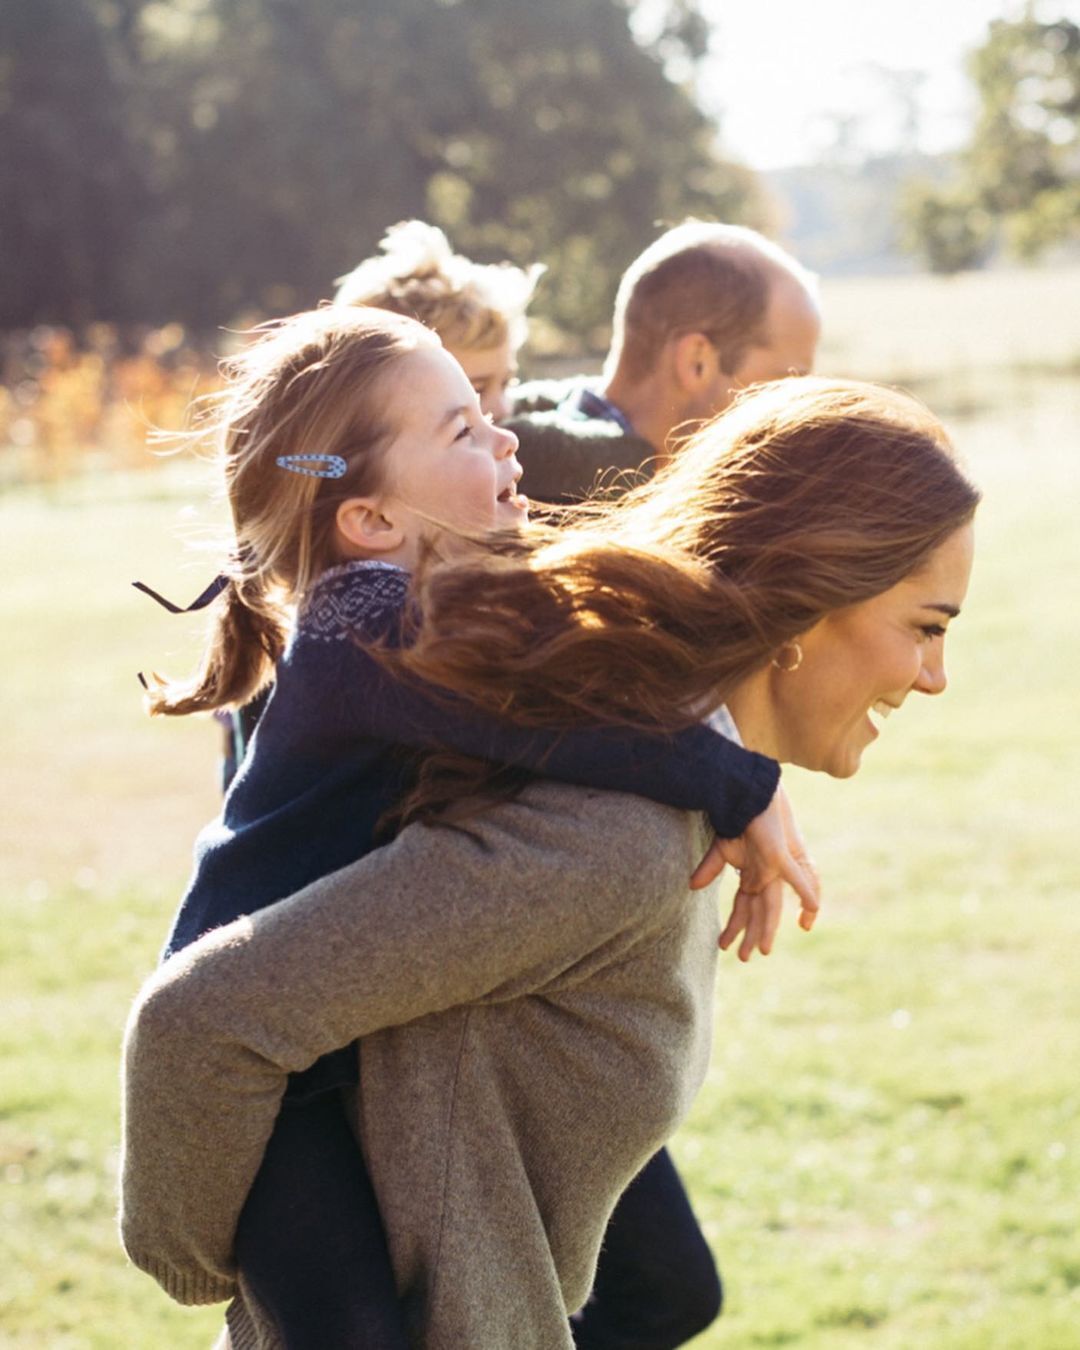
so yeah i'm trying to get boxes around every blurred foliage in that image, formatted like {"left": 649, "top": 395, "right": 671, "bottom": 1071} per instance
{"left": 0, "top": 324, "right": 220, "bottom": 486}
{"left": 769, "top": 153, "right": 938, "bottom": 278}
{"left": 0, "top": 0, "right": 148, "bottom": 324}
{"left": 0, "top": 0, "right": 766, "bottom": 338}
{"left": 900, "top": 9, "right": 1080, "bottom": 273}
{"left": 898, "top": 179, "right": 994, "bottom": 276}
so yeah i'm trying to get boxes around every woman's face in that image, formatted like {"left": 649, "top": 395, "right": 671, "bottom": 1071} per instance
{"left": 769, "top": 523, "right": 975, "bottom": 778}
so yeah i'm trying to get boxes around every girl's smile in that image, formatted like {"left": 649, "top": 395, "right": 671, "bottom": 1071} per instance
{"left": 383, "top": 345, "right": 526, "bottom": 553}
{"left": 334, "top": 344, "right": 527, "bottom": 569}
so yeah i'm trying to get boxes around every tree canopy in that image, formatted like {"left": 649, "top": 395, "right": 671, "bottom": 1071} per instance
{"left": 1, "top": 0, "right": 766, "bottom": 337}
{"left": 900, "top": 9, "right": 1080, "bottom": 273}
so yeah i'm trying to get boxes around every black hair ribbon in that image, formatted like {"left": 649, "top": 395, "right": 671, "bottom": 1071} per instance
{"left": 132, "top": 574, "right": 230, "bottom": 614}
{"left": 132, "top": 574, "right": 230, "bottom": 690}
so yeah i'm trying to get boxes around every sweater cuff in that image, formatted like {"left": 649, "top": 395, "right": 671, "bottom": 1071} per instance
{"left": 225, "top": 1306, "right": 268, "bottom": 1350}
{"left": 739, "top": 752, "right": 782, "bottom": 831}
{"left": 127, "top": 1250, "right": 236, "bottom": 1306}
{"left": 711, "top": 751, "right": 781, "bottom": 838}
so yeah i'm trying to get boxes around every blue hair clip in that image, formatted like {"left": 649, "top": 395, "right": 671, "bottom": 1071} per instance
{"left": 276, "top": 453, "right": 348, "bottom": 480}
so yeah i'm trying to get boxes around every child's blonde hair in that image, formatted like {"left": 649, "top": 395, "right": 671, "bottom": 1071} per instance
{"left": 146, "top": 305, "right": 438, "bottom": 718}
{"left": 333, "top": 220, "right": 543, "bottom": 354}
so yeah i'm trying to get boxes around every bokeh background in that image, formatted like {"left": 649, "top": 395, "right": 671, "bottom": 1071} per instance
{"left": 2, "top": 2, "right": 1079, "bottom": 1346}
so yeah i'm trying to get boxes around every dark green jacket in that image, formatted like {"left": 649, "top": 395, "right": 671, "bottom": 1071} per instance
{"left": 505, "top": 378, "right": 656, "bottom": 505}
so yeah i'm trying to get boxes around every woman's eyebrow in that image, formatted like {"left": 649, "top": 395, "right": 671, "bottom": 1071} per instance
{"left": 923, "top": 602, "right": 961, "bottom": 618}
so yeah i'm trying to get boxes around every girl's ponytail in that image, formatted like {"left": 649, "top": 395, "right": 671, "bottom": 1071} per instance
{"left": 143, "top": 571, "right": 289, "bottom": 718}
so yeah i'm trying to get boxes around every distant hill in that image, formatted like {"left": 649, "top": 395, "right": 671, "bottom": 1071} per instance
{"left": 765, "top": 153, "right": 949, "bottom": 277}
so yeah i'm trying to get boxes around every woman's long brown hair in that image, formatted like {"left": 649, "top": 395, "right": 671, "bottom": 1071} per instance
{"left": 390, "top": 378, "right": 979, "bottom": 821}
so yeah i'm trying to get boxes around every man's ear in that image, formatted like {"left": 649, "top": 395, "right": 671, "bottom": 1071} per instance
{"left": 335, "top": 497, "right": 406, "bottom": 556}
{"left": 671, "top": 332, "right": 720, "bottom": 392}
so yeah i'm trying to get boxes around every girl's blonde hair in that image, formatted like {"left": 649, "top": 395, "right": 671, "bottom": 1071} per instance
{"left": 145, "top": 305, "right": 438, "bottom": 717}
{"left": 397, "top": 378, "right": 980, "bottom": 737}
{"left": 333, "top": 220, "right": 543, "bottom": 354}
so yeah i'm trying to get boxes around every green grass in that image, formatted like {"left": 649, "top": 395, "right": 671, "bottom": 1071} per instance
{"left": 2, "top": 356, "right": 1079, "bottom": 1345}
{"left": 817, "top": 266, "right": 1080, "bottom": 388}
{"left": 2, "top": 466, "right": 226, "bottom": 1346}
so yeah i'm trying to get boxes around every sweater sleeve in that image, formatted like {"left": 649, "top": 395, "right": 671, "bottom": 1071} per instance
{"left": 323, "top": 640, "right": 779, "bottom": 839}
{"left": 120, "top": 785, "right": 702, "bottom": 1306}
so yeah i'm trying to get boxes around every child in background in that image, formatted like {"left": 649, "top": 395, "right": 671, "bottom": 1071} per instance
{"left": 138, "top": 305, "right": 814, "bottom": 1347}
{"left": 333, "top": 217, "right": 540, "bottom": 423}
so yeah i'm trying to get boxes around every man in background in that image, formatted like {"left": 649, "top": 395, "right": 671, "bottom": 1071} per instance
{"left": 508, "top": 220, "right": 821, "bottom": 503}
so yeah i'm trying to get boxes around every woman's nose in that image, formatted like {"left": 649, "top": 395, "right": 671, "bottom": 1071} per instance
{"left": 914, "top": 645, "right": 948, "bottom": 696}
{"left": 485, "top": 389, "right": 511, "bottom": 423}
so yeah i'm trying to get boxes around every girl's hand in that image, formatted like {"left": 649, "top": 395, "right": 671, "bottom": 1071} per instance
{"left": 690, "top": 787, "right": 820, "bottom": 961}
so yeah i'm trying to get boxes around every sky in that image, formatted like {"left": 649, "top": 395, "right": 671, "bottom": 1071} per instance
{"left": 691, "top": 0, "right": 1076, "bottom": 170}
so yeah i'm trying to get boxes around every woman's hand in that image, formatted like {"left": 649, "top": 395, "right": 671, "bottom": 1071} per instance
{"left": 690, "top": 786, "right": 820, "bottom": 960}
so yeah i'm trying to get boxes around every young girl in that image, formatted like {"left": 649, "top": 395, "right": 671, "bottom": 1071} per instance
{"left": 218, "top": 222, "right": 542, "bottom": 789}
{"left": 136, "top": 304, "right": 814, "bottom": 1346}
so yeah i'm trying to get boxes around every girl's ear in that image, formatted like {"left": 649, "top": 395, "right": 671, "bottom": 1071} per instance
{"left": 335, "top": 497, "right": 406, "bottom": 556}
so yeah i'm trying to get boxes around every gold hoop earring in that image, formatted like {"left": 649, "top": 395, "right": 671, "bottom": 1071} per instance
{"left": 771, "top": 641, "right": 803, "bottom": 673}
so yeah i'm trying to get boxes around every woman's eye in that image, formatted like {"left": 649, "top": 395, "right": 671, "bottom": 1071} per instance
{"left": 920, "top": 624, "right": 947, "bottom": 641}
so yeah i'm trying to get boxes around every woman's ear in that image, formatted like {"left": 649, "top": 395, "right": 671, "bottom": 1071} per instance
{"left": 335, "top": 497, "right": 406, "bottom": 556}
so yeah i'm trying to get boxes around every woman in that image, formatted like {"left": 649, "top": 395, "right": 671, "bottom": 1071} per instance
{"left": 121, "top": 378, "right": 977, "bottom": 1349}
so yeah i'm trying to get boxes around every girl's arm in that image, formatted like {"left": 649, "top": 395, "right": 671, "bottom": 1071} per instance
{"left": 287, "top": 566, "right": 812, "bottom": 950}
{"left": 120, "top": 785, "right": 704, "bottom": 1304}
{"left": 343, "top": 648, "right": 818, "bottom": 953}
{"left": 324, "top": 637, "right": 779, "bottom": 839}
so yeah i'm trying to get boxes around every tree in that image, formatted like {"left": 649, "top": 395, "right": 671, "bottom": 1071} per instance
{"left": 2, "top": 0, "right": 767, "bottom": 337}
{"left": 0, "top": 0, "right": 147, "bottom": 325}
{"left": 410, "top": 0, "right": 766, "bottom": 337}
{"left": 900, "top": 8, "right": 1080, "bottom": 273}
{"left": 899, "top": 180, "right": 993, "bottom": 275}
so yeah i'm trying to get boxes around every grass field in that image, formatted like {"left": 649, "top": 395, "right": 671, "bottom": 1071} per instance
{"left": 2, "top": 269, "right": 1080, "bottom": 1347}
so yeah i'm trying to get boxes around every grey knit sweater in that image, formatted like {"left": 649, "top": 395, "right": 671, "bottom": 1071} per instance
{"left": 121, "top": 783, "right": 720, "bottom": 1349}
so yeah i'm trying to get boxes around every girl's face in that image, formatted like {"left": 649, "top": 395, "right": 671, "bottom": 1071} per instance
{"left": 448, "top": 337, "right": 518, "bottom": 423}
{"left": 378, "top": 346, "right": 527, "bottom": 566}
{"left": 736, "top": 523, "right": 975, "bottom": 778}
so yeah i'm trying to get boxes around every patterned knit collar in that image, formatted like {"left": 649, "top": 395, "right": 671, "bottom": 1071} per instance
{"left": 311, "top": 558, "right": 408, "bottom": 591}
{"left": 299, "top": 560, "right": 411, "bottom": 642}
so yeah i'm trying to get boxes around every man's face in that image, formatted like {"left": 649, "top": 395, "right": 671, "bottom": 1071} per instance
{"left": 682, "top": 270, "right": 822, "bottom": 426}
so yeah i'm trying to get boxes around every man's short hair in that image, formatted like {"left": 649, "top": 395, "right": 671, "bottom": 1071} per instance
{"left": 609, "top": 221, "right": 817, "bottom": 382}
